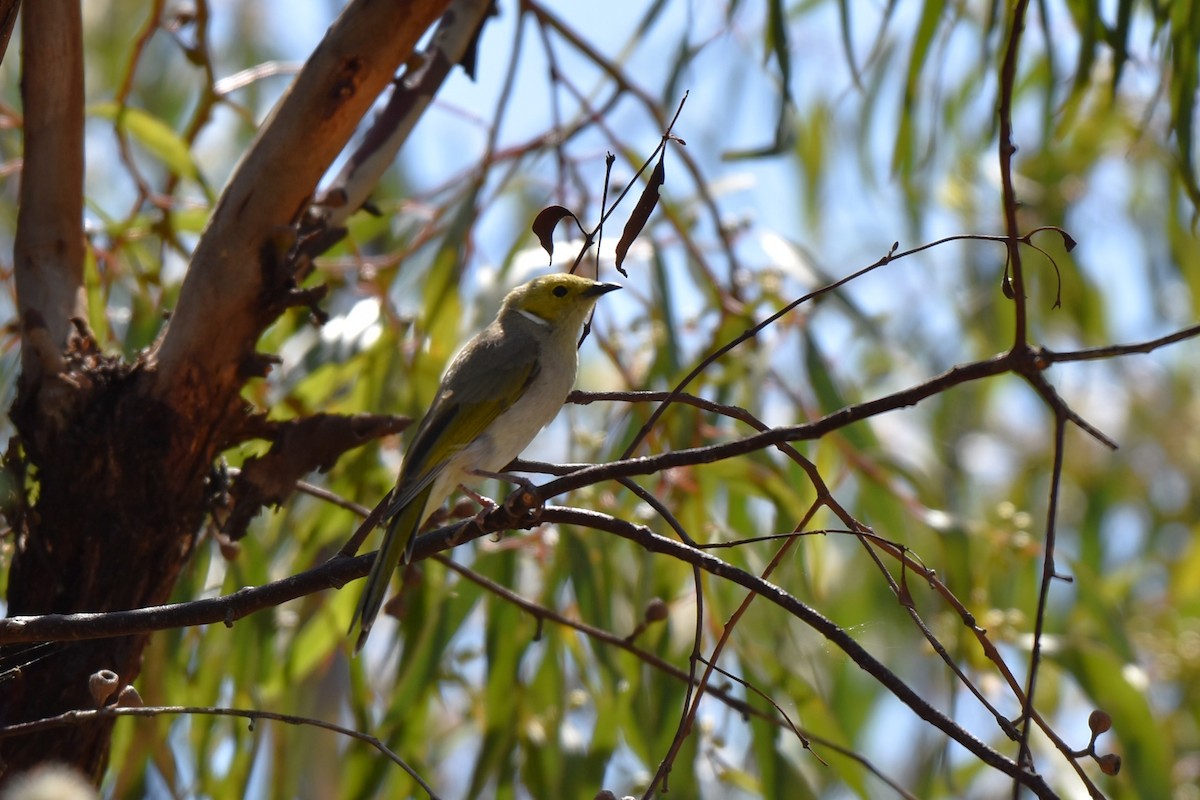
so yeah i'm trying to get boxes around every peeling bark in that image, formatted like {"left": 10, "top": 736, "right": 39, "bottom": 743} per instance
{"left": 1, "top": 0, "right": 451, "bottom": 782}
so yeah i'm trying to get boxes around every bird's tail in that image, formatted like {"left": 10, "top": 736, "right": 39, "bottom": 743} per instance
{"left": 351, "top": 485, "right": 432, "bottom": 653}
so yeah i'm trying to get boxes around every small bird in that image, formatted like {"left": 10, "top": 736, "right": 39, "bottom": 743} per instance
{"left": 352, "top": 272, "right": 621, "bottom": 651}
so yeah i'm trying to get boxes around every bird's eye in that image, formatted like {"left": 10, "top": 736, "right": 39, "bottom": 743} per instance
{"left": 553, "top": 285, "right": 568, "bottom": 297}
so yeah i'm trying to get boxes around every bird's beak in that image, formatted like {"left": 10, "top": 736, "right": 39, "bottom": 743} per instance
{"left": 586, "top": 282, "right": 622, "bottom": 297}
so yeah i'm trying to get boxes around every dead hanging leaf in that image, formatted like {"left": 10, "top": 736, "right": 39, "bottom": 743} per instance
{"left": 531, "top": 205, "right": 581, "bottom": 260}
{"left": 615, "top": 153, "right": 665, "bottom": 276}
{"left": 223, "top": 412, "right": 409, "bottom": 541}
{"left": 896, "top": 545, "right": 915, "bottom": 608}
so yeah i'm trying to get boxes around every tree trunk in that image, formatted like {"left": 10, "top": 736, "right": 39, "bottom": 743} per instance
{"left": 0, "top": 0, "right": 449, "bottom": 782}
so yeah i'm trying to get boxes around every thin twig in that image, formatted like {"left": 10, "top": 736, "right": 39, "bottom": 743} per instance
{"left": 0, "top": 704, "right": 440, "bottom": 798}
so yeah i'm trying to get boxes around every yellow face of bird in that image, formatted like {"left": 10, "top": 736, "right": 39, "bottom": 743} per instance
{"left": 504, "top": 274, "right": 621, "bottom": 330}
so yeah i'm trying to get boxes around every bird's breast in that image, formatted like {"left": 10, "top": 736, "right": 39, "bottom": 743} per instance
{"left": 459, "top": 342, "right": 578, "bottom": 474}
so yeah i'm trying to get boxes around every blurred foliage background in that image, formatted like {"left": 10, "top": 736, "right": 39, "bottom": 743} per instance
{"left": 2, "top": 0, "right": 1200, "bottom": 798}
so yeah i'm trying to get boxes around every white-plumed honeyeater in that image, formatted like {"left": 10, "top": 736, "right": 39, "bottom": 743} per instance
{"left": 352, "top": 273, "right": 620, "bottom": 651}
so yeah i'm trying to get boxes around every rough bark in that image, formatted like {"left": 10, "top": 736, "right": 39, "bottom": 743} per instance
{"left": 1, "top": 0, "right": 449, "bottom": 782}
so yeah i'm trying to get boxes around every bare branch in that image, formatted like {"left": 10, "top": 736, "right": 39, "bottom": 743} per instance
{"left": 997, "top": 0, "right": 1031, "bottom": 345}
{"left": 438, "top": 557, "right": 768, "bottom": 725}
{"left": 555, "top": 508, "right": 1058, "bottom": 798}
{"left": 152, "top": 0, "right": 448, "bottom": 400}
{"left": 0, "top": 555, "right": 366, "bottom": 645}
{"left": 318, "top": 0, "right": 497, "bottom": 230}
{"left": 13, "top": 0, "right": 87, "bottom": 388}
{"left": 0, "top": 705, "right": 440, "bottom": 798}
{"left": 0, "top": 504, "right": 1054, "bottom": 796}
{"left": 1040, "top": 322, "right": 1200, "bottom": 363}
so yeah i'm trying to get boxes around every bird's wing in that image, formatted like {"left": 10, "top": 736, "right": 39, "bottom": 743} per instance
{"left": 384, "top": 330, "right": 542, "bottom": 519}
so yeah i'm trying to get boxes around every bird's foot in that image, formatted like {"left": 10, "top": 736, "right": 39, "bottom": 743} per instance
{"left": 468, "top": 469, "right": 536, "bottom": 494}
{"left": 457, "top": 484, "right": 501, "bottom": 536}
{"left": 465, "top": 470, "right": 543, "bottom": 529}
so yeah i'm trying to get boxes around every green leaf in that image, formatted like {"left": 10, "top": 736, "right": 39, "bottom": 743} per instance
{"left": 88, "top": 101, "right": 208, "bottom": 192}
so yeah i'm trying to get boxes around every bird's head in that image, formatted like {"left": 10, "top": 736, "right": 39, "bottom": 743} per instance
{"left": 502, "top": 273, "right": 621, "bottom": 332}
